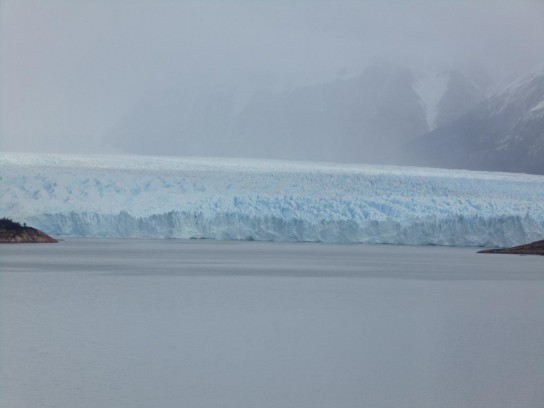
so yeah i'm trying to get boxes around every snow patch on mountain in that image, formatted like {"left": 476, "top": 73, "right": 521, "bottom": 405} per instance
{"left": 491, "top": 67, "right": 544, "bottom": 115}
{"left": 413, "top": 72, "right": 449, "bottom": 130}
{"left": 530, "top": 99, "right": 544, "bottom": 113}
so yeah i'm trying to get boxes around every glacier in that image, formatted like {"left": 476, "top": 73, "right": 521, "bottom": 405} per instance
{"left": 1, "top": 153, "right": 544, "bottom": 247}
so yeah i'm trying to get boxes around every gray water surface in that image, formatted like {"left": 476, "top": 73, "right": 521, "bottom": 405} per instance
{"left": 1, "top": 239, "right": 543, "bottom": 408}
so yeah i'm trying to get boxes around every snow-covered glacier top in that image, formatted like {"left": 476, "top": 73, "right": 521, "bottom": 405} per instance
{"left": 1, "top": 153, "right": 543, "bottom": 246}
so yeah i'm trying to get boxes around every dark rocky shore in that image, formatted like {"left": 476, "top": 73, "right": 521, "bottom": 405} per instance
{"left": 478, "top": 240, "right": 544, "bottom": 256}
{"left": 0, "top": 218, "right": 58, "bottom": 243}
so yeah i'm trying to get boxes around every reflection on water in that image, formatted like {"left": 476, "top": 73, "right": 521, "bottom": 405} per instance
{"left": 1, "top": 239, "right": 543, "bottom": 408}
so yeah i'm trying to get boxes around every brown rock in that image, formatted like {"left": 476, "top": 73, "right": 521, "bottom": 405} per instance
{"left": 0, "top": 218, "right": 58, "bottom": 243}
{"left": 478, "top": 240, "right": 544, "bottom": 256}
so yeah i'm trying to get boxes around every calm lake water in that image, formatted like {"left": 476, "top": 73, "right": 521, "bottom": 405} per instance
{"left": 1, "top": 239, "right": 543, "bottom": 408}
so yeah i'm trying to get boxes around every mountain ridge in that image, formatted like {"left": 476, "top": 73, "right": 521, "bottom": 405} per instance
{"left": 106, "top": 62, "right": 485, "bottom": 165}
{"left": 407, "top": 67, "right": 544, "bottom": 174}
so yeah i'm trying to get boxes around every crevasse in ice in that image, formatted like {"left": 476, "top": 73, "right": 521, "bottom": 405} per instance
{"left": 1, "top": 153, "right": 543, "bottom": 246}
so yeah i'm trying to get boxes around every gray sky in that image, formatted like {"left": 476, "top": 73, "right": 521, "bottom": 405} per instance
{"left": 1, "top": 0, "right": 544, "bottom": 154}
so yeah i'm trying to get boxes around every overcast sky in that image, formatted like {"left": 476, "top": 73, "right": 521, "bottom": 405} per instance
{"left": 1, "top": 0, "right": 544, "bottom": 154}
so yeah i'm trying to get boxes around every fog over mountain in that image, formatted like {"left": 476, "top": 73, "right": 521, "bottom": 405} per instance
{"left": 1, "top": 0, "right": 543, "bottom": 172}
{"left": 407, "top": 66, "right": 544, "bottom": 174}
{"left": 109, "top": 62, "right": 486, "bottom": 164}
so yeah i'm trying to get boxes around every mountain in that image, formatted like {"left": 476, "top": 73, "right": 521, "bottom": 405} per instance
{"left": 231, "top": 63, "right": 429, "bottom": 163}
{"left": 408, "top": 67, "right": 544, "bottom": 174}
{"left": 106, "top": 63, "right": 485, "bottom": 164}
{"left": 108, "top": 86, "right": 247, "bottom": 156}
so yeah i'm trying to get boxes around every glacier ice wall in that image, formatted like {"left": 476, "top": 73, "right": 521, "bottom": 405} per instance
{"left": 1, "top": 153, "right": 544, "bottom": 246}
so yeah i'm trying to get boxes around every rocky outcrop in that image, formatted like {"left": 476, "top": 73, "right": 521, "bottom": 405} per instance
{"left": 0, "top": 218, "right": 58, "bottom": 243}
{"left": 478, "top": 240, "right": 544, "bottom": 255}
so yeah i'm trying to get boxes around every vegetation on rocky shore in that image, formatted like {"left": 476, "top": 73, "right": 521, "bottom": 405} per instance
{"left": 0, "top": 218, "right": 58, "bottom": 243}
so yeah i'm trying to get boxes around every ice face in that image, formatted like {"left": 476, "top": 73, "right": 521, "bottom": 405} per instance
{"left": 1, "top": 153, "right": 543, "bottom": 246}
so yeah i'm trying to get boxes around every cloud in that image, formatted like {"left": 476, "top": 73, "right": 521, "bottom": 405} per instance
{"left": 1, "top": 0, "right": 543, "bottom": 154}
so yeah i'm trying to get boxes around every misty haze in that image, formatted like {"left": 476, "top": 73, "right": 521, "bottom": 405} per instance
{"left": 2, "top": 0, "right": 544, "bottom": 173}
{"left": 1, "top": 1, "right": 544, "bottom": 408}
